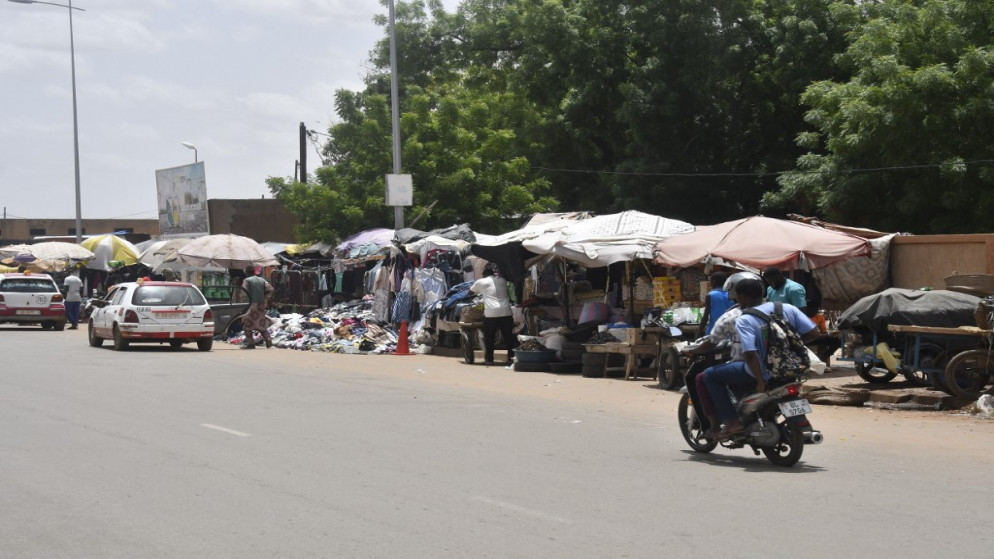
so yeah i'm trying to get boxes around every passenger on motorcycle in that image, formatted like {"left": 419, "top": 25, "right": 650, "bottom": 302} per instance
{"left": 702, "top": 278, "right": 819, "bottom": 440}
{"left": 680, "top": 271, "right": 761, "bottom": 439}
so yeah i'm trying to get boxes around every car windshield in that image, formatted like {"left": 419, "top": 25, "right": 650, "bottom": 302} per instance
{"left": 0, "top": 279, "right": 57, "bottom": 293}
{"left": 132, "top": 285, "right": 206, "bottom": 307}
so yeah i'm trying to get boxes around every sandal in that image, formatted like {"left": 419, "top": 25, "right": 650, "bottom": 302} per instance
{"left": 700, "top": 426, "right": 722, "bottom": 440}
{"left": 714, "top": 422, "right": 745, "bottom": 440}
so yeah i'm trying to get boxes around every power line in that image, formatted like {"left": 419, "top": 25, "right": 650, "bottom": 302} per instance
{"left": 532, "top": 158, "right": 994, "bottom": 178}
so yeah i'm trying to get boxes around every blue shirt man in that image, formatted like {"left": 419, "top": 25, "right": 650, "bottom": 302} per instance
{"left": 702, "top": 278, "right": 817, "bottom": 439}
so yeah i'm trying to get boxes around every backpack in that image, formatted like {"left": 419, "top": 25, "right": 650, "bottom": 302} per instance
{"left": 742, "top": 302, "right": 810, "bottom": 380}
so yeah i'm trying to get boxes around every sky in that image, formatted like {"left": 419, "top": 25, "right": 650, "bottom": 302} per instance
{"left": 1, "top": 0, "right": 459, "bottom": 221}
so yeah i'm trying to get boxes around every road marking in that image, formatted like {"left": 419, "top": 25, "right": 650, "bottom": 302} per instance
{"left": 200, "top": 423, "right": 251, "bottom": 437}
{"left": 473, "top": 496, "right": 571, "bottom": 524}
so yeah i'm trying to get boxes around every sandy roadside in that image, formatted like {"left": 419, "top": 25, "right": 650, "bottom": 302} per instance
{"left": 209, "top": 340, "right": 994, "bottom": 443}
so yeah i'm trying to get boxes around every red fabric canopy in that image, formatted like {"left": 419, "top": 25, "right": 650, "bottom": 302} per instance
{"left": 652, "top": 216, "right": 872, "bottom": 271}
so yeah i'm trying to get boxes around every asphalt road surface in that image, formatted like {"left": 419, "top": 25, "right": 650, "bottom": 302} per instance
{"left": 2, "top": 325, "right": 992, "bottom": 558}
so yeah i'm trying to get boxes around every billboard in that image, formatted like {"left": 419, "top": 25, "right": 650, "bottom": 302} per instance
{"left": 155, "top": 162, "right": 209, "bottom": 237}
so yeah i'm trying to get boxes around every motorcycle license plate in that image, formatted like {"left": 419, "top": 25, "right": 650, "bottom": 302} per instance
{"left": 779, "top": 399, "right": 812, "bottom": 417}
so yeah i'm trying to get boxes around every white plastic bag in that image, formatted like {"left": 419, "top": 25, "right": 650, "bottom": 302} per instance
{"left": 806, "top": 347, "right": 827, "bottom": 375}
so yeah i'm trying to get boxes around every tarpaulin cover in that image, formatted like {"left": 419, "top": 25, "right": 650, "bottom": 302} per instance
{"left": 653, "top": 216, "right": 872, "bottom": 271}
{"left": 837, "top": 288, "right": 980, "bottom": 333}
{"left": 394, "top": 223, "right": 476, "bottom": 245}
{"left": 814, "top": 234, "right": 895, "bottom": 306}
{"left": 336, "top": 228, "right": 395, "bottom": 258}
{"left": 522, "top": 210, "right": 694, "bottom": 268}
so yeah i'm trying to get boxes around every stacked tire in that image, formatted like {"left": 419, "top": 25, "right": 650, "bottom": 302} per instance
{"left": 581, "top": 352, "right": 606, "bottom": 377}
{"left": 550, "top": 341, "right": 584, "bottom": 374}
{"left": 581, "top": 350, "right": 625, "bottom": 377}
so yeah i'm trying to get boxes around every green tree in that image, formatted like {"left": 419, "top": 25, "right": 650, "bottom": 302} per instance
{"left": 269, "top": 0, "right": 557, "bottom": 242}
{"left": 769, "top": 0, "right": 994, "bottom": 233}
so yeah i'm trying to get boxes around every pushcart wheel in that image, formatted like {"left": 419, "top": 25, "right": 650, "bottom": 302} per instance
{"left": 902, "top": 342, "right": 947, "bottom": 387}
{"left": 855, "top": 361, "right": 897, "bottom": 383}
{"left": 943, "top": 350, "right": 994, "bottom": 399}
{"left": 461, "top": 331, "right": 475, "bottom": 364}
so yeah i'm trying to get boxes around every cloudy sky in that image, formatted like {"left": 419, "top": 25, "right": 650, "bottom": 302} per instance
{"left": 1, "top": 0, "right": 457, "bottom": 221}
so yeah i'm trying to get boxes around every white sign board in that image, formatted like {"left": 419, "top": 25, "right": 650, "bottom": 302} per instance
{"left": 385, "top": 173, "right": 413, "bottom": 206}
{"left": 155, "top": 162, "right": 209, "bottom": 236}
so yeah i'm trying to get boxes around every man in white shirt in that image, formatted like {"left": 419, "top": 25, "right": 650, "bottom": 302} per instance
{"left": 469, "top": 266, "right": 517, "bottom": 365}
{"left": 63, "top": 271, "right": 83, "bottom": 329}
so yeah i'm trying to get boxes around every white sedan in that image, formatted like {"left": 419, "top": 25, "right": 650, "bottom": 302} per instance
{"left": 88, "top": 280, "right": 215, "bottom": 351}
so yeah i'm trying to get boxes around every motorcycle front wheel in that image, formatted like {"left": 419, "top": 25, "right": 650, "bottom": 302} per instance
{"left": 761, "top": 419, "right": 805, "bottom": 467}
{"left": 677, "top": 394, "right": 717, "bottom": 453}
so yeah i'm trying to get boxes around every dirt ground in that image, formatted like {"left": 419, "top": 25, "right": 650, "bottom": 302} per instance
{"left": 213, "top": 341, "right": 994, "bottom": 441}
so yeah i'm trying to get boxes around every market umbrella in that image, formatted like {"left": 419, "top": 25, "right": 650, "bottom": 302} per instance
{"left": 176, "top": 234, "right": 278, "bottom": 269}
{"left": 80, "top": 235, "right": 141, "bottom": 271}
{"left": 522, "top": 210, "right": 695, "bottom": 267}
{"left": 335, "top": 228, "right": 395, "bottom": 258}
{"left": 652, "top": 215, "right": 872, "bottom": 271}
{"left": 138, "top": 238, "right": 199, "bottom": 272}
{"left": 0, "top": 241, "right": 95, "bottom": 262}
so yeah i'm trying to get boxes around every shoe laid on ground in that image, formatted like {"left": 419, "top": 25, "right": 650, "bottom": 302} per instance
{"left": 67, "top": 325, "right": 78, "bottom": 330}
{"left": 240, "top": 344, "right": 256, "bottom": 350}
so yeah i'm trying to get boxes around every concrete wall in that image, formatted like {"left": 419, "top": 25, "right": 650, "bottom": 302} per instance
{"left": 890, "top": 234, "right": 994, "bottom": 289}
{"left": 207, "top": 199, "right": 299, "bottom": 242}
{"left": 0, "top": 218, "right": 159, "bottom": 244}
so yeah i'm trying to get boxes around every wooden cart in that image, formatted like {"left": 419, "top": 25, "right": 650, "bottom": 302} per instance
{"left": 583, "top": 326, "right": 688, "bottom": 381}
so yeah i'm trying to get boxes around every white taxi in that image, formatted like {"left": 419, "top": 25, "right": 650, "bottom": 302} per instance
{"left": 88, "top": 280, "right": 215, "bottom": 351}
{"left": 0, "top": 273, "right": 67, "bottom": 330}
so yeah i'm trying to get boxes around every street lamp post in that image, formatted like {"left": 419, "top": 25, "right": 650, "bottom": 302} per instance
{"left": 181, "top": 142, "right": 198, "bottom": 163}
{"left": 10, "top": 0, "right": 85, "bottom": 243}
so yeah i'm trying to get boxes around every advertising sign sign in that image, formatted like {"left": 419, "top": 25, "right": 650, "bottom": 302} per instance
{"left": 155, "top": 162, "right": 209, "bottom": 236}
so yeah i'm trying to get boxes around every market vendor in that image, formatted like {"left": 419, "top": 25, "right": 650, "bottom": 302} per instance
{"left": 470, "top": 265, "right": 518, "bottom": 366}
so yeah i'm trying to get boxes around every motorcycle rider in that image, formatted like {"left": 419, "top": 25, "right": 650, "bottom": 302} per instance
{"left": 703, "top": 277, "right": 819, "bottom": 440}
{"left": 681, "top": 271, "right": 761, "bottom": 439}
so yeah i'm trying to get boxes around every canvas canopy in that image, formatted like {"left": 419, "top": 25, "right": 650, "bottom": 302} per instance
{"left": 652, "top": 215, "right": 872, "bottom": 271}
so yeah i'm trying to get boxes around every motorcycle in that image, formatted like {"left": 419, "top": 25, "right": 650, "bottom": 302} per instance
{"left": 676, "top": 340, "right": 823, "bottom": 467}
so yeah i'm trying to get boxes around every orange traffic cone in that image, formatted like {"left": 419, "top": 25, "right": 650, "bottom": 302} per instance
{"left": 394, "top": 321, "right": 411, "bottom": 355}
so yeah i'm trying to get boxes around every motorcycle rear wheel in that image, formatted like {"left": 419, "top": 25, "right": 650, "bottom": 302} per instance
{"left": 677, "top": 394, "right": 717, "bottom": 453}
{"left": 761, "top": 420, "right": 805, "bottom": 467}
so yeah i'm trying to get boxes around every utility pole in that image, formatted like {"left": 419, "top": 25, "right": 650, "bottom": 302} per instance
{"left": 388, "top": 0, "right": 404, "bottom": 229}
{"left": 299, "top": 122, "right": 307, "bottom": 183}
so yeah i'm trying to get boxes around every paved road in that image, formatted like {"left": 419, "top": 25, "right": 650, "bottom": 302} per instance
{"left": 2, "top": 326, "right": 992, "bottom": 558}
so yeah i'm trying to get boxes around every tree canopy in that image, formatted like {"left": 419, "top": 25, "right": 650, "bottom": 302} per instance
{"left": 268, "top": 0, "right": 994, "bottom": 243}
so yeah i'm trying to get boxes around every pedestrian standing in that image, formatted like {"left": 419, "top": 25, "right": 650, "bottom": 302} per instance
{"left": 469, "top": 265, "right": 517, "bottom": 365}
{"left": 762, "top": 267, "right": 807, "bottom": 314}
{"left": 63, "top": 271, "right": 83, "bottom": 329}
{"left": 241, "top": 265, "right": 274, "bottom": 349}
